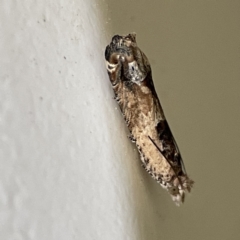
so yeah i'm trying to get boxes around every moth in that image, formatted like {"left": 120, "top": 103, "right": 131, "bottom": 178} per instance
{"left": 105, "top": 33, "right": 194, "bottom": 205}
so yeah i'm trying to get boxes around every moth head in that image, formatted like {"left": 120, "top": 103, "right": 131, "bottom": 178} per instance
{"left": 105, "top": 33, "right": 149, "bottom": 85}
{"left": 111, "top": 34, "right": 123, "bottom": 45}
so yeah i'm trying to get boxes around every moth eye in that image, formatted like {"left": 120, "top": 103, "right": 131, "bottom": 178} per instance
{"left": 132, "top": 66, "right": 135, "bottom": 71}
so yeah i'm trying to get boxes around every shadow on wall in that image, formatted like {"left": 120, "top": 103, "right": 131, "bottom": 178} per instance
{"left": 131, "top": 169, "right": 171, "bottom": 240}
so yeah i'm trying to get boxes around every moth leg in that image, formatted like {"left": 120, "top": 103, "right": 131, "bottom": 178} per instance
{"left": 105, "top": 45, "right": 123, "bottom": 86}
{"left": 105, "top": 35, "right": 130, "bottom": 87}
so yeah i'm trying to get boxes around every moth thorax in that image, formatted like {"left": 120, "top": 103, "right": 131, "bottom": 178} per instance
{"left": 126, "top": 61, "right": 145, "bottom": 84}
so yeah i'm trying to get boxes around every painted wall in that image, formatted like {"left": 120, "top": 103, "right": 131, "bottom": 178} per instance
{"left": 1, "top": 0, "right": 240, "bottom": 240}
{"left": 0, "top": 0, "right": 139, "bottom": 239}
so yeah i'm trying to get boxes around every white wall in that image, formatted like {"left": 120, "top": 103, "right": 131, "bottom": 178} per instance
{"left": 0, "top": 0, "right": 144, "bottom": 239}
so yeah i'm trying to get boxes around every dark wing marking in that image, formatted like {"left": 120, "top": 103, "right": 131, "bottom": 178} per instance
{"left": 156, "top": 120, "right": 186, "bottom": 174}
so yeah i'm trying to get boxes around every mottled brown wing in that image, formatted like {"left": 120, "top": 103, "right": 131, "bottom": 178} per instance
{"left": 105, "top": 33, "right": 193, "bottom": 205}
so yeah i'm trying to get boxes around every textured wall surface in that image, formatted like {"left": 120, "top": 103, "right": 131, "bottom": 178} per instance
{"left": 1, "top": 0, "right": 240, "bottom": 240}
{"left": 0, "top": 0, "right": 140, "bottom": 239}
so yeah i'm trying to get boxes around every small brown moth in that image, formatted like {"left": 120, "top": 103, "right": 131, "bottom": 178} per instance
{"left": 105, "top": 33, "right": 194, "bottom": 205}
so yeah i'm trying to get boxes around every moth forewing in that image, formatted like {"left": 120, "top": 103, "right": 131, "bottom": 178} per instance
{"left": 105, "top": 33, "right": 194, "bottom": 205}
